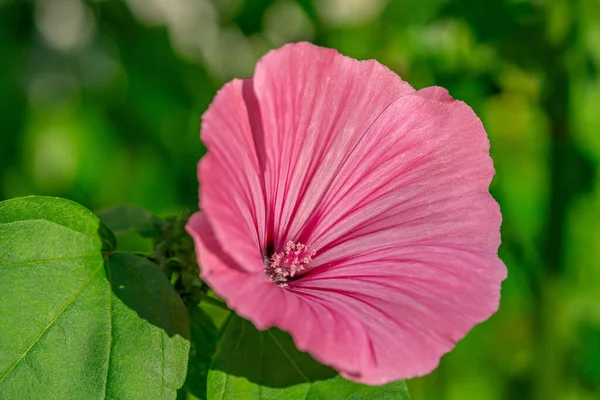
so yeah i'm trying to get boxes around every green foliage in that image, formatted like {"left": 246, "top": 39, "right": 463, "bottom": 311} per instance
{"left": 180, "top": 305, "right": 219, "bottom": 399}
{"left": 0, "top": 196, "right": 190, "bottom": 399}
{"left": 208, "top": 315, "right": 410, "bottom": 400}
{"left": 96, "top": 205, "right": 159, "bottom": 237}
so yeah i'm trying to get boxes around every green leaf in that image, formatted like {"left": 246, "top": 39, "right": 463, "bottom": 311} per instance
{"left": 96, "top": 205, "right": 158, "bottom": 237}
{"left": 179, "top": 305, "right": 219, "bottom": 399}
{"left": 208, "top": 315, "right": 410, "bottom": 400}
{"left": 199, "top": 292, "right": 231, "bottom": 330}
{"left": 0, "top": 196, "right": 190, "bottom": 399}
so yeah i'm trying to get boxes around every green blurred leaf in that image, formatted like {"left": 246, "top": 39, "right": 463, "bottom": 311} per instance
{"left": 0, "top": 196, "right": 190, "bottom": 399}
{"left": 200, "top": 292, "right": 231, "bottom": 330}
{"left": 96, "top": 204, "right": 158, "bottom": 237}
{"left": 208, "top": 315, "right": 410, "bottom": 400}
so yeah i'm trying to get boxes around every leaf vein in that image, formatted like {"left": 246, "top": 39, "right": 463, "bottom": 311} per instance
{"left": 0, "top": 255, "right": 94, "bottom": 269}
{"left": 101, "top": 254, "right": 114, "bottom": 400}
{"left": 267, "top": 330, "right": 310, "bottom": 383}
{"left": 0, "top": 259, "right": 104, "bottom": 385}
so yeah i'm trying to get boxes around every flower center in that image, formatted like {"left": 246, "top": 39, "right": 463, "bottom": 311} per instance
{"left": 264, "top": 241, "right": 315, "bottom": 287}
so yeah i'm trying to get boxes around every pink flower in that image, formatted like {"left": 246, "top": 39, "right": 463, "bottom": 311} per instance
{"left": 186, "top": 42, "right": 507, "bottom": 385}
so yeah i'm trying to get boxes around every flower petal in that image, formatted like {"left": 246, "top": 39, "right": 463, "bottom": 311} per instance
{"left": 292, "top": 243, "right": 506, "bottom": 383}
{"left": 251, "top": 42, "right": 415, "bottom": 249}
{"left": 301, "top": 92, "right": 501, "bottom": 263}
{"left": 416, "top": 86, "right": 454, "bottom": 102}
{"left": 279, "top": 90, "right": 507, "bottom": 383}
{"left": 199, "top": 79, "right": 267, "bottom": 271}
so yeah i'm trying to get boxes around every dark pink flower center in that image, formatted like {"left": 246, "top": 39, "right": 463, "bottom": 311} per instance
{"left": 264, "top": 241, "right": 316, "bottom": 287}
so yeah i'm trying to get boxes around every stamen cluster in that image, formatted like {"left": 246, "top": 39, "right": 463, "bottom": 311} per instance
{"left": 264, "top": 241, "right": 315, "bottom": 287}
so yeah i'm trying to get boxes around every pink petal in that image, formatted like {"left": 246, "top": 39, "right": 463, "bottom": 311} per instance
{"left": 302, "top": 92, "right": 501, "bottom": 264}
{"left": 251, "top": 42, "right": 415, "bottom": 249}
{"left": 416, "top": 86, "right": 454, "bottom": 102}
{"left": 293, "top": 243, "right": 506, "bottom": 383}
{"left": 198, "top": 79, "right": 266, "bottom": 271}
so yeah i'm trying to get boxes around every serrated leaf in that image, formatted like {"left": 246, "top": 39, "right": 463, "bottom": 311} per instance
{"left": 208, "top": 315, "right": 410, "bottom": 400}
{"left": 0, "top": 196, "right": 190, "bottom": 400}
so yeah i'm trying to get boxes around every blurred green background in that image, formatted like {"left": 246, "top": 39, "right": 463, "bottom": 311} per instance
{"left": 1, "top": 0, "right": 599, "bottom": 399}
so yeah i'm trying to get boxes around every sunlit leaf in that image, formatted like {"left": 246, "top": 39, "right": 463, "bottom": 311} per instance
{"left": 0, "top": 196, "right": 190, "bottom": 399}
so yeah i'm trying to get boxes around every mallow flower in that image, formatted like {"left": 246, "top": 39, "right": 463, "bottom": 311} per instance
{"left": 186, "top": 42, "right": 507, "bottom": 385}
